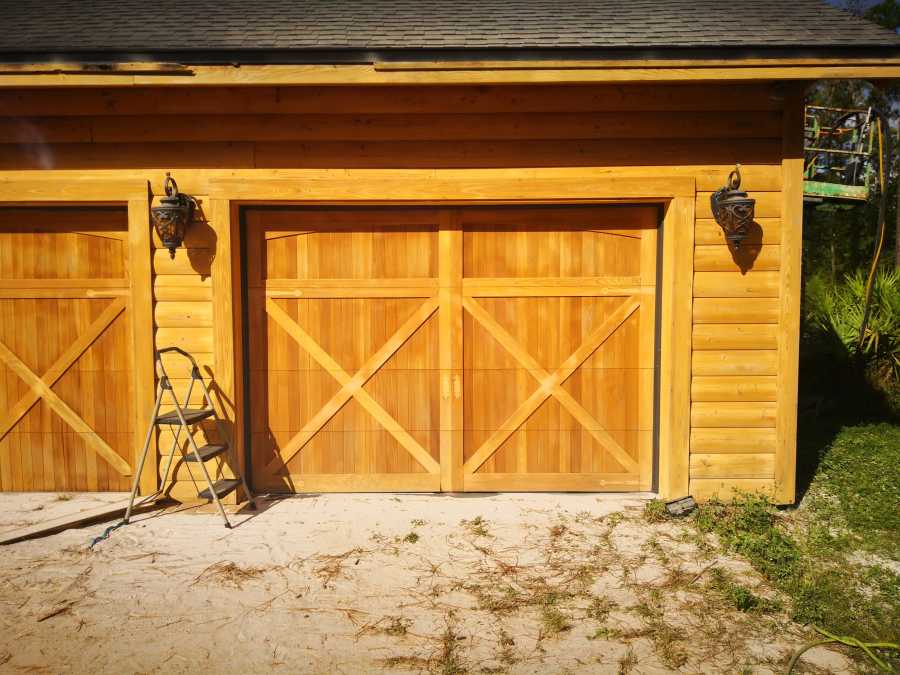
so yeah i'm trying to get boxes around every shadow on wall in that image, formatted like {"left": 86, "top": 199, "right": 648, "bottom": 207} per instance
{"left": 728, "top": 220, "right": 764, "bottom": 274}
{"left": 184, "top": 200, "right": 216, "bottom": 280}
{"left": 243, "top": 243, "right": 296, "bottom": 495}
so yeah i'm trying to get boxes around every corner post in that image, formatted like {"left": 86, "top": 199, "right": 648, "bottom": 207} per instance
{"left": 776, "top": 83, "right": 806, "bottom": 504}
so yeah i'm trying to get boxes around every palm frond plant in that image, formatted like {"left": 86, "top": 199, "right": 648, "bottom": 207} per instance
{"left": 807, "top": 268, "right": 900, "bottom": 385}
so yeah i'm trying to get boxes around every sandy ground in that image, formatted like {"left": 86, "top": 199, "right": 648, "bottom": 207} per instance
{"left": 0, "top": 492, "right": 852, "bottom": 674}
{"left": 0, "top": 492, "right": 130, "bottom": 536}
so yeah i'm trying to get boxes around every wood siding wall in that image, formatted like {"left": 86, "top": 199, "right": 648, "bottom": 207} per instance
{"left": 0, "top": 82, "right": 798, "bottom": 501}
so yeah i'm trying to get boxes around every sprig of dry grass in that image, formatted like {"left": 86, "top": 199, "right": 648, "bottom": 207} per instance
{"left": 192, "top": 561, "right": 269, "bottom": 589}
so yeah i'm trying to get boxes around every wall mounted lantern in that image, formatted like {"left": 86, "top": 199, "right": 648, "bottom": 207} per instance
{"left": 151, "top": 173, "right": 196, "bottom": 258}
{"left": 710, "top": 165, "right": 756, "bottom": 249}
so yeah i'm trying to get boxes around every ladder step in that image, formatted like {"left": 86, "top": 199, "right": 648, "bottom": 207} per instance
{"left": 198, "top": 479, "right": 241, "bottom": 501}
{"left": 155, "top": 408, "right": 215, "bottom": 425}
{"left": 184, "top": 444, "right": 227, "bottom": 462}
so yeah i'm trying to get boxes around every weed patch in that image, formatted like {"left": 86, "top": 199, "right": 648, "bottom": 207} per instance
{"left": 586, "top": 595, "right": 616, "bottom": 623}
{"left": 705, "top": 568, "right": 780, "bottom": 614}
{"left": 461, "top": 515, "right": 490, "bottom": 538}
{"left": 691, "top": 476, "right": 899, "bottom": 669}
{"left": 643, "top": 499, "right": 668, "bottom": 523}
{"left": 694, "top": 494, "right": 800, "bottom": 585}
{"left": 435, "top": 617, "right": 466, "bottom": 675}
{"left": 538, "top": 591, "right": 571, "bottom": 636}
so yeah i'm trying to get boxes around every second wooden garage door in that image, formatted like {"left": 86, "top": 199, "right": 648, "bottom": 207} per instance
{"left": 246, "top": 205, "right": 657, "bottom": 492}
{"left": 0, "top": 207, "right": 136, "bottom": 491}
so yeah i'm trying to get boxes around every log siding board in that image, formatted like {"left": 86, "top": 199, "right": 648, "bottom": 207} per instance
{"left": 692, "top": 298, "right": 780, "bottom": 324}
{"left": 693, "top": 271, "right": 780, "bottom": 298}
{"left": 692, "top": 324, "right": 779, "bottom": 350}
{"left": 690, "top": 453, "right": 776, "bottom": 479}
{"left": 691, "top": 402, "right": 778, "bottom": 428}
{"left": 690, "top": 478, "right": 776, "bottom": 501}
{"left": 0, "top": 85, "right": 788, "bottom": 116}
{"left": 0, "top": 82, "right": 802, "bottom": 502}
{"left": 691, "top": 350, "right": 779, "bottom": 376}
{"left": 0, "top": 139, "right": 783, "bottom": 171}
{"left": 693, "top": 245, "right": 781, "bottom": 272}
{"left": 691, "top": 376, "right": 777, "bottom": 402}
{"left": 0, "top": 111, "right": 785, "bottom": 144}
{"left": 154, "top": 302, "right": 214, "bottom": 328}
{"left": 695, "top": 218, "right": 781, "bottom": 245}
{"left": 691, "top": 428, "right": 777, "bottom": 454}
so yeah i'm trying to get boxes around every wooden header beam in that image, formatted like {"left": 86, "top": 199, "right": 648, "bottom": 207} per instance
{"left": 0, "top": 178, "right": 150, "bottom": 202}
{"left": 0, "top": 168, "right": 776, "bottom": 200}
{"left": 0, "top": 61, "right": 898, "bottom": 87}
{"left": 208, "top": 174, "right": 695, "bottom": 201}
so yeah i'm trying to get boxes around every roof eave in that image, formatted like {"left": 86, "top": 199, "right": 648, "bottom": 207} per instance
{"left": 1, "top": 46, "right": 900, "bottom": 87}
{"left": 0, "top": 44, "right": 899, "bottom": 66}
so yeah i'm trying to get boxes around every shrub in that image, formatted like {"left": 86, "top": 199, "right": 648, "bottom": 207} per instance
{"left": 806, "top": 268, "right": 900, "bottom": 386}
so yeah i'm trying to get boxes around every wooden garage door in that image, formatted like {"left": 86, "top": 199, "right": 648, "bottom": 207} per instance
{"left": 247, "top": 208, "right": 443, "bottom": 492}
{"left": 247, "top": 205, "right": 657, "bottom": 492}
{"left": 459, "top": 207, "right": 657, "bottom": 492}
{"left": 0, "top": 207, "right": 135, "bottom": 491}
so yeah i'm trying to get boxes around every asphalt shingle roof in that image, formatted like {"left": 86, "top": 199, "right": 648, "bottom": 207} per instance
{"left": 0, "top": 0, "right": 897, "bottom": 55}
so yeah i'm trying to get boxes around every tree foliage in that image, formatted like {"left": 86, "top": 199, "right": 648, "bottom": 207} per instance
{"left": 804, "top": 77, "right": 897, "bottom": 280}
{"left": 865, "top": 0, "right": 900, "bottom": 32}
{"left": 804, "top": 1, "right": 900, "bottom": 278}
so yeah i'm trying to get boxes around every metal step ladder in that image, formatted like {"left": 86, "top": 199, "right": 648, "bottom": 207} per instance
{"left": 124, "top": 347, "right": 255, "bottom": 528}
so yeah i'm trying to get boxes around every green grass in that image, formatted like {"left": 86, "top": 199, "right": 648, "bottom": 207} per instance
{"left": 805, "top": 423, "right": 900, "bottom": 559}
{"left": 690, "top": 423, "right": 900, "bottom": 667}
{"left": 704, "top": 567, "right": 781, "bottom": 614}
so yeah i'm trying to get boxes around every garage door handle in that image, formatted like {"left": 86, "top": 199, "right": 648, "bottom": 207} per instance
{"left": 453, "top": 375, "right": 462, "bottom": 399}
{"left": 441, "top": 375, "right": 451, "bottom": 400}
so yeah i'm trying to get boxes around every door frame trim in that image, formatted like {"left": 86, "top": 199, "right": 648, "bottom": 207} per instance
{"left": 212, "top": 171, "right": 695, "bottom": 498}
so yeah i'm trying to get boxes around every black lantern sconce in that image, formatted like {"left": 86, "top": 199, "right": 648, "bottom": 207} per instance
{"left": 151, "top": 173, "right": 196, "bottom": 258}
{"left": 710, "top": 165, "right": 756, "bottom": 249}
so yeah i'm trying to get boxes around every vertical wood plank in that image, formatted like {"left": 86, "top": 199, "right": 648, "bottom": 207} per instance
{"left": 638, "top": 225, "right": 658, "bottom": 491}
{"left": 439, "top": 210, "right": 463, "bottom": 491}
{"left": 776, "top": 85, "right": 805, "bottom": 505}
{"left": 657, "top": 192, "right": 694, "bottom": 498}
{"left": 230, "top": 202, "right": 247, "bottom": 487}
{"left": 210, "top": 198, "right": 242, "bottom": 500}
{"left": 128, "top": 187, "right": 156, "bottom": 495}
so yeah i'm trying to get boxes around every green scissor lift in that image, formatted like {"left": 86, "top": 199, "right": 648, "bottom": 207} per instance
{"left": 804, "top": 105, "right": 876, "bottom": 203}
